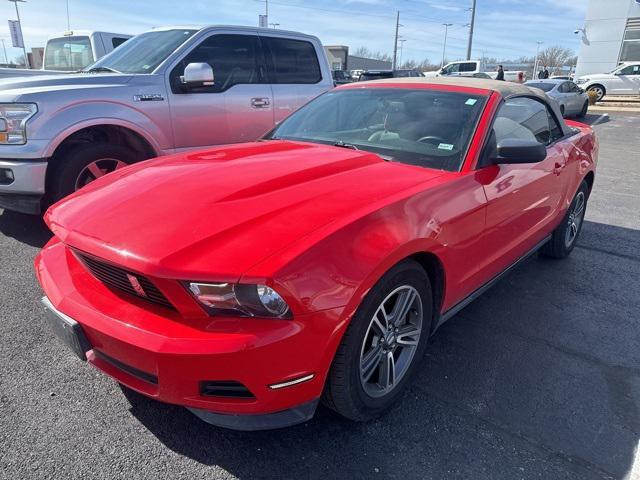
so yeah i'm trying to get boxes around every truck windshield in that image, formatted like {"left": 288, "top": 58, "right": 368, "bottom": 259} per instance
{"left": 267, "top": 88, "right": 487, "bottom": 172}
{"left": 44, "top": 36, "right": 94, "bottom": 71}
{"left": 85, "top": 29, "right": 197, "bottom": 74}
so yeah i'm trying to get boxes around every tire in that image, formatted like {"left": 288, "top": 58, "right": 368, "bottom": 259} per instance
{"left": 48, "top": 142, "right": 138, "bottom": 204}
{"left": 323, "top": 259, "right": 433, "bottom": 421}
{"left": 587, "top": 84, "right": 605, "bottom": 102}
{"left": 541, "top": 180, "right": 589, "bottom": 259}
{"left": 577, "top": 100, "right": 588, "bottom": 118}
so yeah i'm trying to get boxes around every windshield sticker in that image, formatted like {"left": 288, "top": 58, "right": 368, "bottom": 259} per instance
{"left": 465, "top": 98, "right": 477, "bottom": 106}
{"left": 438, "top": 143, "right": 454, "bottom": 151}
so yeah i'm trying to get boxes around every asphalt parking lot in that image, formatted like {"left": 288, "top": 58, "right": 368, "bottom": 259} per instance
{"left": 1, "top": 112, "right": 639, "bottom": 480}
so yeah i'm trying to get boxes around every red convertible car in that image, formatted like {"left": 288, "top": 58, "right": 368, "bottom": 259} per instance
{"left": 35, "top": 78, "right": 597, "bottom": 430}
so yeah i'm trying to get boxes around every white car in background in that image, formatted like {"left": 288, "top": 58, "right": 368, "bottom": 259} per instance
{"left": 575, "top": 62, "right": 640, "bottom": 101}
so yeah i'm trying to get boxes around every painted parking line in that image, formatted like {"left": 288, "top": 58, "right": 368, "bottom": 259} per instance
{"left": 591, "top": 114, "right": 609, "bottom": 126}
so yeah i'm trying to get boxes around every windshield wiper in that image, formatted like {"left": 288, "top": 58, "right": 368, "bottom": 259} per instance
{"left": 333, "top": 141, "right": 358, "bottom": 150}
{"left": 84, "top": 66, "right": 121, "bottom": 74}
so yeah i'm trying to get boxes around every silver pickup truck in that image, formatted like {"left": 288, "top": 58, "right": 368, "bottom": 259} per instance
{"left": 0, "top": 26, "right": 332, "bottom": 214}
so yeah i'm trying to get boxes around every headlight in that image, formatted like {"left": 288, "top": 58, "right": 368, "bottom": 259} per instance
{"left": 0, "top": 103, "right": 37, "bottom": 144}
{"left": 187, "top": 282, "right": 291, "bottom": 318}
{"left": 575, "top": 78, "right": 588, "bottom": 85}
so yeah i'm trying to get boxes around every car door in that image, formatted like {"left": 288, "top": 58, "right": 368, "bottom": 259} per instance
{"left": 476, "top": 96, "right": 570, "bottom": 280}
{"left": 261, "top": 35, "right": 329, "bottom": 124}
{"left": 166, "top": 32, "right": 274, "bottom": 149}
{"left": 566, "top": 81, "right": 585, "bottom": 114}
{"left": 610, "top": 64, "right": 640, "bottom": 94}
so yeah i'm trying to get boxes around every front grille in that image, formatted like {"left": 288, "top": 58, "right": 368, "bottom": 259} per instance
{"left": 76, "top": 252, "right": 175, "bottom": 311}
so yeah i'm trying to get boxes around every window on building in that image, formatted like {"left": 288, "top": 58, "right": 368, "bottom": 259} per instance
{"left": 619, "top": 25, "right": 640, "bottom": 63}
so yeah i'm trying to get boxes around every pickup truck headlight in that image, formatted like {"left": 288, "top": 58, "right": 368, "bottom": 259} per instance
{"left": 187, "top": 282, "right": 291, "bottom": 318}
{"left": 575, "top": 78, "right": 588, "bottom": 85}
{"left": 0, "top": 103, "right": 37, "bottom": 144}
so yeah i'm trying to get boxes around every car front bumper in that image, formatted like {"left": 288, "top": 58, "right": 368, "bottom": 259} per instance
{"left": 0, "top": 159, "right": 48, "bottom": 214}
{"left": 35, "top": 240, "right": 346, "bottom": 430}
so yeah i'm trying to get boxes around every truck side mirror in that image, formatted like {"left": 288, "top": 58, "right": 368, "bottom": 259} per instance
{"left": 181, "top": 62, "right": 215, "bottom": 89}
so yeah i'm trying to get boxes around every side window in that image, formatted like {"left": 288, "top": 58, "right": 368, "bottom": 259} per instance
{"left": 618, "top": 64, "right": 640, "bottom": 75}
{"left": 263, "top": 37, "right": 321, "bottom": 84}
{"left": 111, "top": 37, "right": 128, "bottom": 49}
{"left": 558, "top": 82, "right": 569, "bottom": 93}
{"left": 568, "top": 82, "right": 581, "bottom": 93}
{"left": 459, "top": 62, "right": 476, "bottom": 73}
{"left": 492, "top": 97, "right": 556, "bottom": 146}
{"left": 170, "top": 34, "right": 263, "bottom": 93}
{"left": 443, "top": 63, "right": 459, "bottom": 74}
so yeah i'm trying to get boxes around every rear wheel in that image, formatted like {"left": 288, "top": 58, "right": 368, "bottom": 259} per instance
{"left": 541, "top": 180, "right": 589, "bottom": 259}
{"left": 48, "top": 143, "right": 137, "bottom": 204}
{"left": 587, "top": 84, "right": 605, "bottom": 102}
{"left": 577, "top": 100, "right": 588, "bottom": 118}
{"left": 323, "top": 260, "right": 432, "bottom": 421}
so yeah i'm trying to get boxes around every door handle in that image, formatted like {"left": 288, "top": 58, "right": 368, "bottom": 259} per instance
{"left": 251, "top": 97, "right": 270, "bottom": 108}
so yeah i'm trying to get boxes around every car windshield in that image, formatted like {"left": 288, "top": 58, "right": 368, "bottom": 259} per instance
{"left": 266, "top": 88, "right": 487, "bottom": 171}
{"left": 526, "top": 82, "right": 556, "bottom": 92}
{"left": 44, "top": 36, "right": 94, "bottom": 71}
{"left": 85, "top": 29, "right": 197, "bottom": 74}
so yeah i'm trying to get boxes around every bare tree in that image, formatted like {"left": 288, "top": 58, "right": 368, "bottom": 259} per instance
{"left": 537, "top": 46, "right": 575, "bottom": 73}
{"left": 352, "top": 46, "right": 392, "bottom": 62}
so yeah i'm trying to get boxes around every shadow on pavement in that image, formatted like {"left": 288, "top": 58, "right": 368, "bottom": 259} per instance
{"left": 581, "top": 112, "right": 611, "bottom": 126}
{"left": 123, "top": 220, "right": 640, "bottom": 479}
{"left": 0, "top": 209, "right": 51, "bottom": 248}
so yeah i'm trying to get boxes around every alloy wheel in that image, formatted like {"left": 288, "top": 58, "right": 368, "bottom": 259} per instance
{"left": 359, "top": 285, "right": 423, "bottom": 398}
{"left": 565, "top": 191, "right": 586, "bottom": 248}
{"left": 75, "top": 158, "right": 128, "bottom": 190}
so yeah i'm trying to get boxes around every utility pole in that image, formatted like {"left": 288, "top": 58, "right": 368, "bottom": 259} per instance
{"left": 533, "top": 41, "right": 543, "bottom": 79}
{"left": 441, "top": 23, "right": 452, "bottom": 68}
{"left": 466, "top": 0, "right": 476, "bottom": 61}
{"left": 392, "top": 10, "right": 400, "bottom": 70}
{"left": 398, "top": 39, "right": 406, "bottom": 67}
{"left": 1, "top": 39, "right": 7, "bottom": 65}
{"left": 66, "top": 0, "right": 70, "bottom": 31}
{"left": 8, "top": 0, "right": 29, "bottom": 68}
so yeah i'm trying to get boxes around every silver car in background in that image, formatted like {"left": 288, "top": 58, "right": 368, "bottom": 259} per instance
{"left": 525, "top": 79, "right": 589, "bottom": 118}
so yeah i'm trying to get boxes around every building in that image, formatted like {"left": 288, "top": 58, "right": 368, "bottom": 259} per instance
{"left": 575, "top": 0, "right": 640, "bottom": 76}
{"left": 324, "top": 45, "right": 392, "bottom": 72}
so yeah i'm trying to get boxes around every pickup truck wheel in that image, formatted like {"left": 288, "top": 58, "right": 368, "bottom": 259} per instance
{"left": 323, "top": 260, "right": 432, "bottom": 421}
{"left": 49, "top": 143, "right": 137, "bottom": 204}
{"left": 541, "top": 180, "right": 589, "bottom": 259}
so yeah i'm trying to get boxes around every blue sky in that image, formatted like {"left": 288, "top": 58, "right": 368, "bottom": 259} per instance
{"left": 0, "top": 0, "right": 588, "bottom": 64}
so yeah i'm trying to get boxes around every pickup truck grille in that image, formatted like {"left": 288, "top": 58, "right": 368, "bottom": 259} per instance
{"left": 75, "top": 252, "right": 175, "bottom": 311}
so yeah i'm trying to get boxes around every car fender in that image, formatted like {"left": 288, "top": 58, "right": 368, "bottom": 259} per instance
{"left": 39, "top": 101, "right": 168, "bottom": 159}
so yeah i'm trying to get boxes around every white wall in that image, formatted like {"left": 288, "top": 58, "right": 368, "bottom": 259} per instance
{"left": 575, "top": 0, "right": 640, "bottom": 76}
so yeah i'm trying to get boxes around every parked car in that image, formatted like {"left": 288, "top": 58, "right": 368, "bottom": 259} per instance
{"left": 575, "top": 62, "right": 640, "bottom": 101}
{"left": 332, "top": 69, "right": 353, "bottom": 85}
{"left": 358, "top": 69, "right": 422, "bottom": 81}
{"left": 0, "top": 30, "right": 131, "bottom": 78}
{"left": 36, "top": 77, "right": 597, "bottom": 430}
{"left": 424, "top": 60, "right": 524, "bottom": 82}
{"left": 350, "top": 69, "right": 364, "bottom": 81}
{"left": 525, "top": 79, "right": 589, "bottom": 117}
{"left": 0, "top": 26, "right": 332, "bottom": 214}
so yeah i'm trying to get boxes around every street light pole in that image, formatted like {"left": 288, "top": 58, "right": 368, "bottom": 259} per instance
{"left": 441, "top": 23, "right": 453, "bottom": 68}
{"left": 534, "top": 41, "right": 543, "bottom": 79}
{"left": 8, "top": 0, "right": 29, "bottom": 68}
{"left": 1, "top": 39, "right": 7, "bottom": 65}
{"left": 269, "top": 23, "right": 279, "bottom": 29}
{"left": 392, "top": 10, "right": 400, "bottom": 70}
{"left": 466, "top": 0, "right": 476, "bottom": 60}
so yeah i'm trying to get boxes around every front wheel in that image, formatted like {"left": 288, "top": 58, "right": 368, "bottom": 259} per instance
{"left": 587, "top": 85, "right": 605, "bottom": 102}
{"left": 323, "top": 260, "right": 433, "bottom": 421}
{"left": 541, "top": 180, "right": 589, "bottom": 259}
{"left": 48, "top": 143, "right": 138, "bottom": 205}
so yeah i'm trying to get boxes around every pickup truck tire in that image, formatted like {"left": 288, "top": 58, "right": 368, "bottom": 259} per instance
{"left": 541, "top": 180, "right": 589, "bottom": 259}
{"left": 49, "top": 143, "right": 137, "bottom": 204}
{"left": 323, "top": 260, "right": 432, "bottom": 421}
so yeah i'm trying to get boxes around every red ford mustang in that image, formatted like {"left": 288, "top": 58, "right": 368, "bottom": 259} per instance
{"left": 35, "top": 78, "right": 597, "bottom": 430}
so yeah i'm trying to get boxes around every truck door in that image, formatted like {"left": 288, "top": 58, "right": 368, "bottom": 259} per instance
{"left": 260, "top": 35, "right": 329, "bottom": 124}
{"left": 166, "top": 32, "right": 274, "bottom": 149}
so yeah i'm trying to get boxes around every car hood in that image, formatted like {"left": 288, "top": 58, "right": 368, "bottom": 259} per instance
{"left": 46, "top": 141, "right": 446, "bottom": 280}
{"left": 0, "top": 73, "right": 134, "bottom": 101}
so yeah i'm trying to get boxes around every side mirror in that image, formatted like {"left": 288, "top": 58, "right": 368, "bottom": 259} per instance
{"left": 491, "top": 138, "right": 547, "bottom": 164}
{"left": 181, "top": 62, "right": 214, "bottom": 89}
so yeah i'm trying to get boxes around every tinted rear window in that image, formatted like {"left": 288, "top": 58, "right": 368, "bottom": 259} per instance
{"left": 526, "top": 82, "right": 555, "bottom": 92}
{"left": 360, "top": 72, "right": 393, "bottom": 81}
{"left": 264, "top": 37, "right": 321, "bottom": 84}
